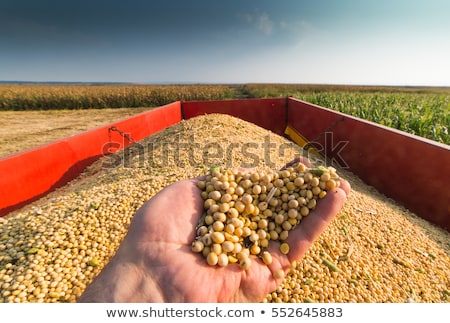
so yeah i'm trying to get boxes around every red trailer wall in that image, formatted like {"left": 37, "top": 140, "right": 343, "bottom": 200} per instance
{"left": 1, "top": 97, "right": 448, "bottom": 233}
{"left": 182, "top": 98, "right": 288, "bottom": 137}
{"left": 287, "top": 97, "right": 450, "bottom": 231}
{"left": 0, "top": 102, "right": 182, "bottom": 216}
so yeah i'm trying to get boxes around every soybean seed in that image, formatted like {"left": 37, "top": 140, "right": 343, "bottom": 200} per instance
{"left": 191, "top": 240, "right": 204, "bottom": 253}
{"left": 207, "top": 252, "right": 219, "bottom": 266}
{"left": 218, "top": 253, "right": 229, "bottom": 267}
{"left": 274, "top": 269, "right": 284, "bottom": 279}
{"left": 261, "top": 251, "right": 273, "bottom": 265}
{"left": 280, "top": 243, "right": 290, "bottom": 255}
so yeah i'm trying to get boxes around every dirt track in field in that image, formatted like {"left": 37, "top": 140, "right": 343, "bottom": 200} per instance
{"left": 0, "top": 107, "right": 151, "bottom": 158}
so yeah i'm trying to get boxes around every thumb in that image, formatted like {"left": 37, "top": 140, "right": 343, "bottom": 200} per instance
{"left": 285, "top": 180, "right": 349, "bottom": 262}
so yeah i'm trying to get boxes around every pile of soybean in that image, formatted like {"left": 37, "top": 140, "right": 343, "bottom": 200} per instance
{"left": 0, "top": 113, "right": 449, "bottom": 303}
{"left": 192, "top": 163, "right": 341, "bottom": 273}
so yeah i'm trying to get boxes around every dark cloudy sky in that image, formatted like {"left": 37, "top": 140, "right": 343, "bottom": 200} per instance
{"left": 1, "top": 0, "right": 449, "bottom": 85}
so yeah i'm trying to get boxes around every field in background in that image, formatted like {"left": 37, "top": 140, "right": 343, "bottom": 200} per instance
{"left": 0, "top": 83, "right": 448, "bottom": 157}
{"left": 0, "top": 107, "right": 151, "bottom": 157}
{"left": 242, "top": 84, "right": 450, "bottom": 145}
{"left": 0, "top": 84, "right": 235, "bottom": 110}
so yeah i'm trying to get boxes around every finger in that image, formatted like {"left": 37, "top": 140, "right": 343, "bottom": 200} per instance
{"left": 281, "top": 156, "right": 312, "bottom": 169}
{"left": 338, "top": 178, "right": 351, "bottom": 196}
{"left": 191, "top": 174, "right": 208, "bottom": 183}
{"left": 285, "top": 186, "right": 348, "bottom": 262}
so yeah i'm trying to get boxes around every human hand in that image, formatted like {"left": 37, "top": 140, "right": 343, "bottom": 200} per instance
{"left": 78, "top": 159, "right": 350, "bottom": 303}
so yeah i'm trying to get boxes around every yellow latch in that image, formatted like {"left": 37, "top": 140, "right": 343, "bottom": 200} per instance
{"left": 284, "top": 125, "right": 322, "bottom": 157}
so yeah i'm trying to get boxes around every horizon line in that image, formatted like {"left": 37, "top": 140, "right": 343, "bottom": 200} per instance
{"left": 1, "top": 81, "right": 450, "bottom": 89}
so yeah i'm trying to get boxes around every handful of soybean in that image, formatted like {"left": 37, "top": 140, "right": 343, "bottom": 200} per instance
{"left": 191, "top": 162, "right": 340, "bottom": 270}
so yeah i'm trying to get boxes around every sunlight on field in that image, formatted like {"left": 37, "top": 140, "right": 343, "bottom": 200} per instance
{"left": 0, "top": 83, "right": 448, "bottom": 146}
{"left": 0, "top": 108, "right": 150, "bottom": 157}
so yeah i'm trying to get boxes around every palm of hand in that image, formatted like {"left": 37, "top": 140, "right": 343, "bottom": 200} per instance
{"left": 122, "top": 176, "right": 349, "bottom": 303}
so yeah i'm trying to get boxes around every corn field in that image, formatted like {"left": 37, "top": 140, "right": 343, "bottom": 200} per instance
{"left": 0, "top": 83, "right": 448, "bottom": 144}
{"left": 0, "top": 84, "right": 235, "bottom": 110}
{"left": 242, "top": 84, "right": 450, "bottom": 145}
